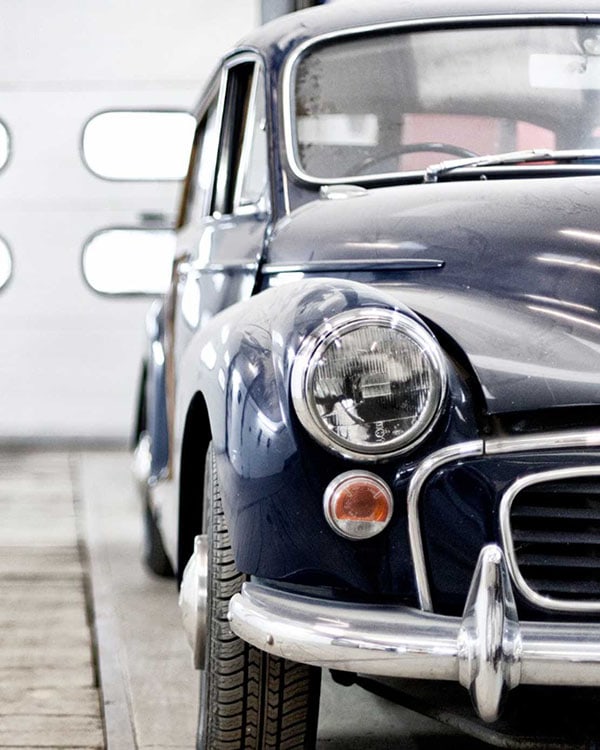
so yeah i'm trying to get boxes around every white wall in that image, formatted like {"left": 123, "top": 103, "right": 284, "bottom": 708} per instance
{"left": 0, "top": 1, "right": 258, "bottom": 441}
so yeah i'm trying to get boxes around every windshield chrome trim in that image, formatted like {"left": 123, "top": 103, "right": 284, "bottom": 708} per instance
{"left": 409, "top": 428, "right": 600, "bottom": 612}
{"left": 282, "top": 13, "right": 600, "bottom": 188}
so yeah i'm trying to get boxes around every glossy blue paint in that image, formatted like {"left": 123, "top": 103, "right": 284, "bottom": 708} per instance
{"left": 240, "top": 0, "right": 598, "bottom": 62}
{"left": 142, "top": 2, "right": 600, "bottom": 611}
{"left": 174, "top": 278, "right": 479, "bottom": 596}
{"left": 131, "top": 3, "right": 600, "bottom": 740}
{"left": 266, "top": 178, "right": 600, "bottom": 415}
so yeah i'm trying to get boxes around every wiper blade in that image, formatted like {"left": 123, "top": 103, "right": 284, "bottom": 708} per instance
{"left": 423, "top": 148, "right": 600, "bottom": 183}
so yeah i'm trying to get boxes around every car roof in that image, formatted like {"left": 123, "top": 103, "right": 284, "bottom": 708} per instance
{"left": 236, "top": 0, "right": 597, "bottom": 59}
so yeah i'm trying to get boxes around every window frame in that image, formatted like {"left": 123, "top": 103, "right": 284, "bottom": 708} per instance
{"left": 233, "top": 61, "right": 270, "bottom": 214}
{"left": 212, "top": 61, "right": 256, "bottom": 217}
{"left": 178, "top": 52, "right": 271, "bottom": 229}
{"left": 178, "top": 84, "right": 224, "bottom": 227}
{"left": 281, "top": 13, "right": 600, "bottom": 187}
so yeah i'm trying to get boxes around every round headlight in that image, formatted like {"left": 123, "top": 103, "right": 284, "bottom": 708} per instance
{"left": 291, "top": 308, "right": 446, "bottom": 459}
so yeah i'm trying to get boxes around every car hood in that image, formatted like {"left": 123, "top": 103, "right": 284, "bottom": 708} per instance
{"left": 268, "top": 177, "right": 600, "bottom": 414}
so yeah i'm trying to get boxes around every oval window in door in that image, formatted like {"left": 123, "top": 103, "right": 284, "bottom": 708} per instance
{"left": 82, "top": 110, "right": 195, "bottom": 181}
{"left": 0, "top": 236, "right": 13, "bottom": 290}
{"left": 0, "top": 121, "right": 11, "bottom": 172}
{"left": 82, "top": 228, "right": 175, "bottom": 296}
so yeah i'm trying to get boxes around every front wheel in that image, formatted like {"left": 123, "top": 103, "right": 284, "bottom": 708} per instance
{"left": 198, "top": 446, "right": 321, "bottom": 749}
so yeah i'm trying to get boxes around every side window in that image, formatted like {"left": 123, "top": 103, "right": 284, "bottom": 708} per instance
{"left": 185, "top": 91, "right": 220, "bottom": 225}
{"left": 234, "top": 69, "right": 269, "bottom": 211}
{"left": 212, "top": 61, "right": 269, "bottom": 217}
{"left": 213, "top": 62, "right": 254, "bottom": 216}
{"left": 182, "top": 59, "right": 269, "bottom": 224}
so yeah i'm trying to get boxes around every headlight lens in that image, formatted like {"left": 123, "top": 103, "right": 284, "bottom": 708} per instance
{"left": 291, "top": 309, "right": 446, "bottom": 459}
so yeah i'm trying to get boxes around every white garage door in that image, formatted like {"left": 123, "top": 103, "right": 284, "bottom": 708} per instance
{"left": 0, "top": 1, "right": 257, "bottom": 441}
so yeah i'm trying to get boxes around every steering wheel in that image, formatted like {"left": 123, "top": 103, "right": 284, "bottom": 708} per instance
{"left": 351, "top": 142, "right": 479, "bottom": 175}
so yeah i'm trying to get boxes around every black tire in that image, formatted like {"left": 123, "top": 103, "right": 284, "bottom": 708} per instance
{"left": 198, "top": 447, "right": 321, "bottom": 749}
{"left": 143, "top": 491, "right": 174, "bottom": 578}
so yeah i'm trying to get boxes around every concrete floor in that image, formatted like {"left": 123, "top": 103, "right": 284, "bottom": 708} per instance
{"left": 0, "top": 449, "right": 489, "bottom": 749}
{"left": 0, "top": 452, "right": 103, "bottom": 749}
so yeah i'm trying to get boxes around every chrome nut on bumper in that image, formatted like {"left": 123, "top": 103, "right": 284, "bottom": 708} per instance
{"left": 228, "top": 544, "right": 600, "bottom": 723}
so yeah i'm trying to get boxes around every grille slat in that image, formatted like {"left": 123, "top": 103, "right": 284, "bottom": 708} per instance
{"left": 522, "top": 481, "right": 599, "bottom": 496}
{"left": 518, "top": 553, "right": 600, "bottom": 570}
{"left": 512, "top": 505, "right": 600, "bottom": 522}
{"left": 512, "top": 529, "right": 600, "bottom": 544}
{"left": 523, "top": 578, "right": 600, "bottom": 596}
{"left": 509, "top": 475, "right": 600, "bottom": 605}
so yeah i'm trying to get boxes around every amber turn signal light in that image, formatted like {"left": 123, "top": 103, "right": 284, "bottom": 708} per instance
{"left": 324, "top": 471, "right": 394, "bottom": 540}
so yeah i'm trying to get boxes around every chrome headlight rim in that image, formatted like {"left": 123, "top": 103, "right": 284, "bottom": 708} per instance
{"left": 291, "top": 307, "right": 447, "bottom": 461}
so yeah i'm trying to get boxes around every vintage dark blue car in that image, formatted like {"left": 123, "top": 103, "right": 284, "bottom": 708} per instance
{"left": 129, "top": 1, "right": 600, "bottom": 746}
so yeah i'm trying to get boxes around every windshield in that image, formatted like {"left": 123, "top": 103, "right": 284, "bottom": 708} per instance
{"left": 291, "top": 23, "right": 600, "bottom": 181}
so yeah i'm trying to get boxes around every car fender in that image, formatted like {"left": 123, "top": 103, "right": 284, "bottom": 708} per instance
{"left": 174, "top": 278, "right": 471, "bottom": 591}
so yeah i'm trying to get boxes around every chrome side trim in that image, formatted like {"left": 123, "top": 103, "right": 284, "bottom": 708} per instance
{"left": 229, "top": 545, "right": 600, "bottom": 722}
{"left": 499, "top": 465, "right": 600, "bottom": 613}
{"left": 407, "top": 440, "right": 484, "bottom": 611}
{"left": 486, "top": 428, "right": 600, "bottom": 455}
{"left": 262, "top": 258, "right": 444, "bottom": 274}
{"left": 281, "top": 169, "right": 291, "bottom": 216}
{"left": 281, "top": 14, "right": 598, "bottom": 187}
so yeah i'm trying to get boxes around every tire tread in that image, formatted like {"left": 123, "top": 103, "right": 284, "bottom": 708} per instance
{"left": 197, "top": 446, "right": 320, "bottom": 749}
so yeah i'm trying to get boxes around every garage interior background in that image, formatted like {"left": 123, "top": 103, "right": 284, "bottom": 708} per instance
{"left": 0, "top": 0, "right": 328, "bottom": 443}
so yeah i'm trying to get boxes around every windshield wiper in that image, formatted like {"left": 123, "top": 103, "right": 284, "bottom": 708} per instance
{"left": 423, "top": 148, "right": 600, "bottom": 183}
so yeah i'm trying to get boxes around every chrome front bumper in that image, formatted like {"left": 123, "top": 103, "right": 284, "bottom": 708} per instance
{"left": 228, "top": 545, "right": 600, "bottom": 723}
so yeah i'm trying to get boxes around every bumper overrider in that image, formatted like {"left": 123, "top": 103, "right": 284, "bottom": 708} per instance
{"left": 227, "top": 545, "right": 600, "bottom": 723}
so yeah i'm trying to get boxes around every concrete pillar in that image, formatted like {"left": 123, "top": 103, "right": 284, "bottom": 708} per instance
{"left": 261, "top": 0, "right": 295, "bottom": 24}
{"left": 261, "top": 0, "right": 323, "bottom": 24}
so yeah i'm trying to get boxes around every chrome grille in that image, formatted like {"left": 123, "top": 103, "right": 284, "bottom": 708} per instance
{"left": 509, "top": 476, "right": 600, "bottom": 603}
